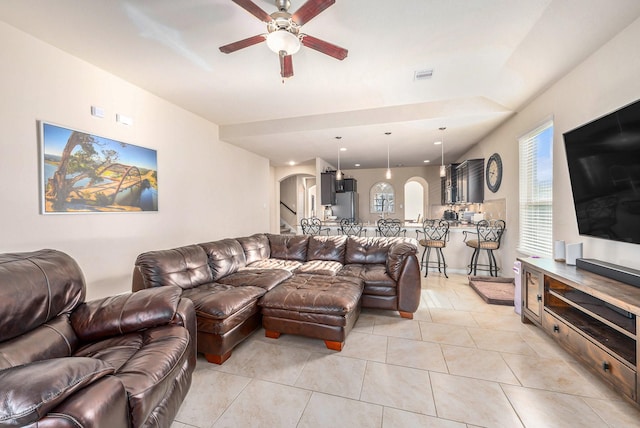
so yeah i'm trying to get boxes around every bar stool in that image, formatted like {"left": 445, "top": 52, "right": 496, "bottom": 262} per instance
{"left": 463, "top": 219, "right": 506, "bottom": 276}
{"left": 416, "top": 219, "right": 450, "bottom": 278}
{"left": 375, "top": 218, "right": 407, "bottom": 237}
{"left": 338, "top": 218, "right": 366, "bottom": 236}
{"left": 300, "top": 217, "right": 330, "bottom": 235}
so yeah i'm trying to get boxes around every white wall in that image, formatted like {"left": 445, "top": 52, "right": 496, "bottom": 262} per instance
{"left": 459, "top": 16, "right": 640, "bottom": 273}
{"left": 0, "top": 22, "right": 270, "bottom": 299}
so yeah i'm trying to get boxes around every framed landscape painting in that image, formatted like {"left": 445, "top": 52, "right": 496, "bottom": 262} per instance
{"left": 40, "top": 121, "right": 158, "bottom": 213}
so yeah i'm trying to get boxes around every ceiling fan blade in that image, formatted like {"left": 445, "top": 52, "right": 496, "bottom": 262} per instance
{"left": 292, "top": 0, "right": 335, "bottom": 26}
{"left": 219, "top": 34, "right": 266, "bottom": 54}
{"left": 300, "top": 34, "right": 348, "bottom": 60}
{"left": 280, "top": 53, "right": 294, "bottom": 78}
{"left": 232, "top": 0, "right": 272, "bottom": 22}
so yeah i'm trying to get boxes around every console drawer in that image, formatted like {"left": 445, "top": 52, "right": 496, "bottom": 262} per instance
{"left": 542, "top": 310, "right": 637, "bottom": 400}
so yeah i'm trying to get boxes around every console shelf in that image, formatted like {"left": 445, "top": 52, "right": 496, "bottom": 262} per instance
{"left": 519, "top": 257, "right": 640, "bottom": 405}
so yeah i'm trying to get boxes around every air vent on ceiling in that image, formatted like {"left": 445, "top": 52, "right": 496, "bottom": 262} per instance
{"left": 414, "top": 69, "right": 434, "bottom": 81}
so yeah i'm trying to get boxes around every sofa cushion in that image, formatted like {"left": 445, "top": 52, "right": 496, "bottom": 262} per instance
{"left": 237, "top": 234, "right": 270, "bottom": 264}
{"left": 307, "top": 235, "right": 347, "bottom": 262}
{"left": 267, "top": 234, "right": 309, "bottom": 261}
{"left": 73, "top": 325, "right": 191, "bottom": 428}
{"left": 295, "top": 260, "right": 344, "bottom": 276}
{"left": 243, "top": 259, "right": 303, "bottom": 272}
{"left": 135, "top": 245, "right": 213, "bottom": 290}
{"left": 0, "top": 315, "right": 78, "bottom": 370}
{"left": 216, "top": 269, "right": 292, "bottom": 291}
{"left": 345, "top": 237, "right": 394, "bottom": 265}
{"left": 199, "top": 239, "right": 247, "bottom": 281}
{"left": 181, "top": 284, "right": 266, "bottom": 320}
{"left": 0, "top": 357, "right": 114, "bottom": 427}
{"left": 0, "top": 249, "right": 85, "bottom": 343}
{"left": 338, "top": 264, "right": 396, "bottom": 296}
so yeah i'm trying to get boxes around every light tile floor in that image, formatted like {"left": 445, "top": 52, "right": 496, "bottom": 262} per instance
{"left": 171, "top": 273, "right": 640, "bottom": 428}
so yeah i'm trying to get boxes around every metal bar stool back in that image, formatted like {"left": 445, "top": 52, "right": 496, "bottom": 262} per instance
{"left": 339, "top": 218, "right": 365, "bottom": 236}
{"left": 416, "top": 219, "right": 450, "bottom": 278}
{"left": 376, "top": 218, "right": 407, "bottom": 237}
{"left": 301, "top": 217, "right": 330, "bottom": 235}
{"left": 463, "top": 219, "right": 506, "bottom": 276}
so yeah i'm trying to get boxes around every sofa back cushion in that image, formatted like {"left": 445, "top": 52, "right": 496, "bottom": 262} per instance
{"left": 345, "top": 237, "right": 395, "bottom": 264}
{"left": 0, "top": 249, "right": 85, "bottom": 343}
{"left": 135, "top": 245, "right": 213, "bottom": 290}
{"left": 267, "top": 234, "right": 309, "bottom": 261}
{"left": 0, "top": 315, "right": 78, "bottom": 370}
{"left": 237, "top": 234, "right": 271, "bottom": 264}
{"left": 307, "top": 235, "right": 347, "bottom": 262}
{"left": 198, "top": 239, "right": 247, "bottom": 281}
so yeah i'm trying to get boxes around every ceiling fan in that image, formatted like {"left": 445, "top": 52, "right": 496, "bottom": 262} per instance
{"left": 219, "top": 0, "right": 348, "bottom": 79}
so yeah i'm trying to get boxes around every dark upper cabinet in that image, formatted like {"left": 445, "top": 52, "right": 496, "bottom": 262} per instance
{"left": 343, "top": 178, "right": 357, "bottom": 192}
{"left": 456, "top": 159, "right": 484, "bottom": 203}
{"left": 442, "top": 163, "right": 459, "bottom": 205}
{"left": 321, "top": 171, "right": 336, "bottom": 205}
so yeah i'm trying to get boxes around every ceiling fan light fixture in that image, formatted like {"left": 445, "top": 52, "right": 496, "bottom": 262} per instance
{"left": 266, "top": 30, "right": 300, "bottom": 55}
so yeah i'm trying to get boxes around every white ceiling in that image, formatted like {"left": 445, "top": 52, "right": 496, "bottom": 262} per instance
{"left": 2, "top": 0, "right": 640, "bottom": 168}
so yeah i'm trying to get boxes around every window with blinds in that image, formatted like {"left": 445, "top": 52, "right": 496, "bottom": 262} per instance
{"left": 518, "top": 120, "right": 554, "bottom": 256}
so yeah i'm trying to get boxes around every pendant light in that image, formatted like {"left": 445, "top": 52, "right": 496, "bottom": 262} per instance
{"left": 385, "top": 132, "right": 392, "bottom": 179}
{"left": 438, "top": 127, "right": 446, "bottom": 178}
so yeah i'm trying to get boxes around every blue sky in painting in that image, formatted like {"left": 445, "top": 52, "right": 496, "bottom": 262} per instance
{"left": 42, "top": 122, "right": 157, "bottom": 170}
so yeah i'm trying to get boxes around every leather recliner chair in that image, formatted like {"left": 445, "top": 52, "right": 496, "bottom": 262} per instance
{"left": 0, "top": 249, "right": 196, "bottom": 427}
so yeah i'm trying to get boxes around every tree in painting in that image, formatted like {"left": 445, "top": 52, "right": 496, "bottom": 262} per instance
{"left": 45, "top": 131, "right": 119, "bottom": 210}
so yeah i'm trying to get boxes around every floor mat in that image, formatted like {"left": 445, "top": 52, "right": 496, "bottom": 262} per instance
{"left": 469, "top": 276, "right": 515, "bottom": 306}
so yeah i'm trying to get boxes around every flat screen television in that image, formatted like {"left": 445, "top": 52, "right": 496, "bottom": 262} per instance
{"left": 563, "top": 98, "right": 640, "bottom": 245}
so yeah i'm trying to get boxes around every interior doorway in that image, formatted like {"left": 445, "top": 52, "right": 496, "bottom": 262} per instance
{"left": 404, "top": 177, "right": 428, "bottom": 222}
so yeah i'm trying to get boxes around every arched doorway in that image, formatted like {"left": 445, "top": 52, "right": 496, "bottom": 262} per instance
{"left": 404, "top": 177, "right": 428, "bottom": 222}
{"left": 278, "top": 173, "right": 315, "bottom": 234}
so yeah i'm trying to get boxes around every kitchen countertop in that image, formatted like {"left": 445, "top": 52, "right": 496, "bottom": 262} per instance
{"left": 301, "top": 220, "right": 497, "bottom": 274}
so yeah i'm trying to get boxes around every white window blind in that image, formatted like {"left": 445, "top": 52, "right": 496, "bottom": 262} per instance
{"left": 518, "top": 120, "right": 554, "bottom": 257}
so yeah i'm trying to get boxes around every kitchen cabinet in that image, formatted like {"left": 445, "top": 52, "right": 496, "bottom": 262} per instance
{"left": 321, "top": 171, "right": 336, "bottom": 205}
{"left": 456, "top": 159, "right": 484, "bottom": 203}
{"left": 442, "top": 163, "right": 459, "bottom": 205}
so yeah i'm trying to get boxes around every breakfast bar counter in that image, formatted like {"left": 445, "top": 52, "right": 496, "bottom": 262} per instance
{"left": 298, "top": 221, "right": 481, "bottom": 274}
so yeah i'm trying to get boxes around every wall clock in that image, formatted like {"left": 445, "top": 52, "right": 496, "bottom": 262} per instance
{"left": 486, "top": 153, "right": 503, "bottom": 193}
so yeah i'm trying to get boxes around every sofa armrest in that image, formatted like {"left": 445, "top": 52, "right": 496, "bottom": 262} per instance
{"left": 0, "top": 358, "right": 114, "bottom": 427}
{"left": 170, "top": 297, "right": 197, "bottom": 367}
{"left": 70, "top": 286, "right": 183, "bottom": 342}
{"left": 387, "top": 241, "right": 421, "bottom": 314}
{"left": 386, "top": 241, "right": 417, "bottom": 281}
{"left": 37, "top": 376, "right": 129, "bottom": 428}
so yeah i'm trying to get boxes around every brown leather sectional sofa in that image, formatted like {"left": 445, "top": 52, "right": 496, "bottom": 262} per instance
{"left": 133, "top": 233, "right": 421, "bottom": 365}
{"left": 0, "top": 249, "right": 196, "bottom": 428}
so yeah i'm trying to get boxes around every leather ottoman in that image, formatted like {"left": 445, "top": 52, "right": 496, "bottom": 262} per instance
{"left": 259, "top": 274, "right": 364, "bottom": 351}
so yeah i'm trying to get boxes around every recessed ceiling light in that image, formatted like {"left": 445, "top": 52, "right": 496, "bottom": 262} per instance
{"left": 335, "top": 136, "right": 342, "bottom": 139}
{"left": 288, "top": 161, "right": 295, "bottom": 166}
{"left": 354, "top": 164, "right": 361, "bottom": 167}
{"left": 340, "top": 147, "right": 347, "bottom": 151}
{"left": 424, "top": 160, "right": 430, "bottom": 163}
{"left": 434, "top": 141, "right": 442, "bottom": 145}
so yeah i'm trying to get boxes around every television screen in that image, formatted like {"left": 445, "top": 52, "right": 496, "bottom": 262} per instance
{"left": 563, "top": 99, "right": 640, "bottom": 245}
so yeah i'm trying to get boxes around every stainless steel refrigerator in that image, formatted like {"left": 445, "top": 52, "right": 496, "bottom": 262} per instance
{"left": 333, "top": 192, "right": 359, "bottom": 221}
